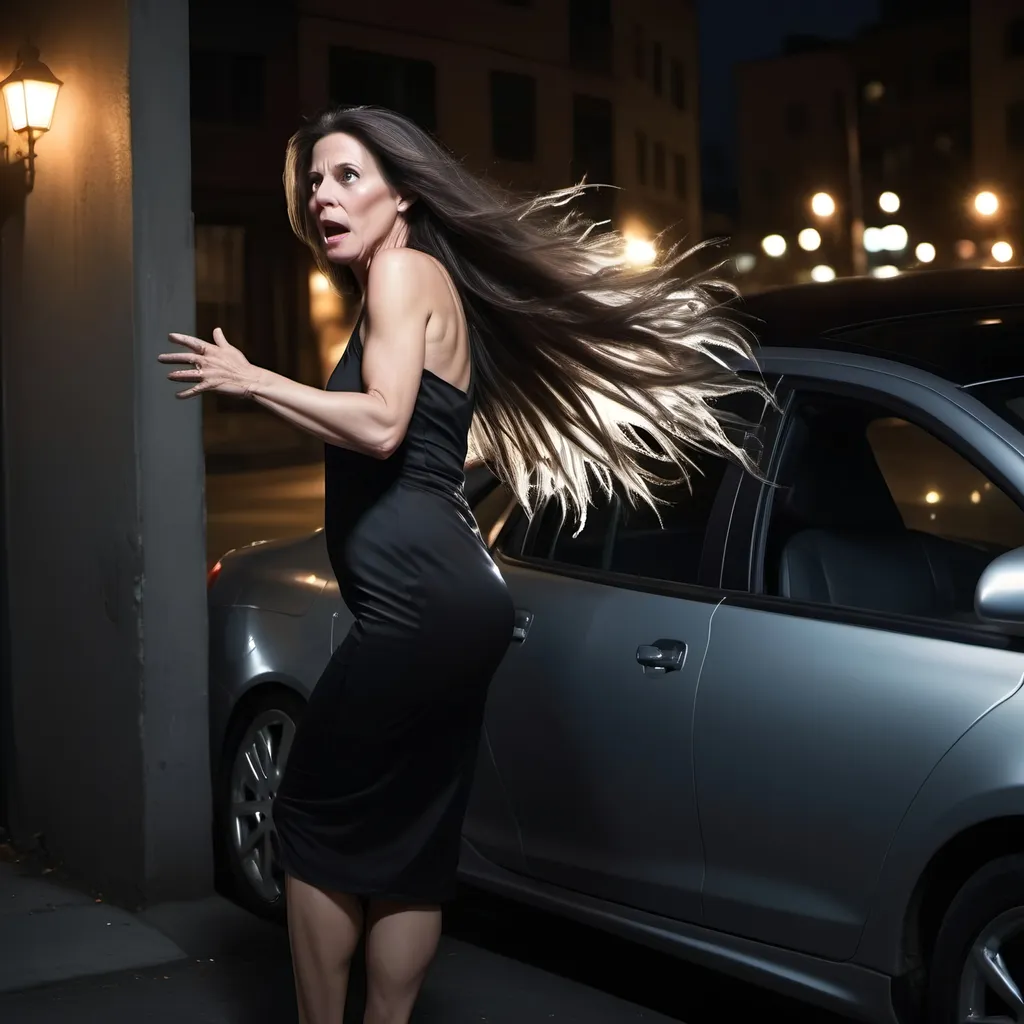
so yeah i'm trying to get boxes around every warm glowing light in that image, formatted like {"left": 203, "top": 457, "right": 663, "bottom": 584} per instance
{"left": 762, "top": 234, "right": 787, "bottom": 257}
{"left": 915, "top": 242, "right": 936, "bottom": 263}
{"left": 991, "top": 241, "right": 1014, "bottom": 264}
{"left": 880, "top": 223, "right": 909, "bottom": 251}
{"left": 872, "top": 265, "right": 900, "bottom": 278}
{"left": 310, "top": 270, "right": 331, "bottom": 294}
{"left": 863, "top": 81, "right": 885, "bottom": 102}
{"left": 863, "top": 227, "right": 885, "bottom": 253}
{"left": 974, "top": 191, "right": 999, "bottom": 216}
{"left": 971, "top": 490, "right": 982, "bottom": 504}
{"left": 734, "top": 252, "right": 756, "bottom": 273}
{"left": 925, "top": 491, "right": 941, "bottom": 505}
{"left": 811, "top": 192, "right": 836, "bottom": 217}
{"left": 878, "top": 191, "right": 900, "bottom": 213}
{"left": 810, "top": 264, "right": 836, "bottom": 282}
{"left": 624, "top": 237, "right": 657, "bottom": 266}
{"left": 956, "top": 239, "right": 977, "bottom": 260}
{"left": 0, "top": 46, "right": 63, "bottom": 134}
{"left": 798, "top": 227, "right": 822, "bottom": 251}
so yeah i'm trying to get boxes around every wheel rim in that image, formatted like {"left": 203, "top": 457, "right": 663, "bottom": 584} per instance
{"left": 227, "top": 707, "right": 297, "bottom": 905}
{"left": 958, "top": 907, "right": 1024, "bottom": 1023}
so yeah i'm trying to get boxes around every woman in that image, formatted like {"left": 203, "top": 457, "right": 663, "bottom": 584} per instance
{"left": 159, "top": 105, "right": 764, "bottom": 1024}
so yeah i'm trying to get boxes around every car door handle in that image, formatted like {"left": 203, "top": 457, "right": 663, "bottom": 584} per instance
{"left": 512, "top": 608, "right": 534, "bottom": 643}
{"left": 636, "top": 639, "right": 687, "bottom": 672}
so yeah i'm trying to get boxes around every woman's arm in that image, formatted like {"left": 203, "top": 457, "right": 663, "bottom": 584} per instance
{"left": 249, "top": 249, "right": 429, "bottom": 458}
{"left": 161, "top": 248, "right": 431, "bottom": 459}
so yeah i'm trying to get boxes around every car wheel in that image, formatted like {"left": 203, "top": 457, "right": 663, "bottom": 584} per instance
{"left": 216, "top": 688, "right": 305, "bottom": 920}
{"left": 927, "top": 855, "right": 1024, "bottom": 1023}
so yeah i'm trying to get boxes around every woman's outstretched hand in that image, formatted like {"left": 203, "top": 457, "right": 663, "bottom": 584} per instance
{"left": 158, "top": 328, "right": 263, "bottom": 399}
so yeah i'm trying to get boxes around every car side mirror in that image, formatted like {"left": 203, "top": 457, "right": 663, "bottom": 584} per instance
{"left": 975, "top": 546, "right": 1024, "bottom": 623}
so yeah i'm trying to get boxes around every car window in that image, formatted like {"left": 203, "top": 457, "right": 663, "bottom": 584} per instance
{"left": 609, "top": 452, "right": 730, "bottom": 584}
{"left": 527, "top": 489, "right": 618, "bottom": 568}
{"left": 866, "top": 417, "right": 1024, "bottom": 550}
{"left": 762, "top": 391, "right": 1024, "bottom": 624}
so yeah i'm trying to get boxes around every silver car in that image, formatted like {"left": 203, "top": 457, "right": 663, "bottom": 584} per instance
{"left": 209, "top": 267, "right": 1024, "bottom": 1024}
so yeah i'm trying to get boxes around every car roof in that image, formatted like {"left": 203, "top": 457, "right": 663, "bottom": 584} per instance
{"left": 729, "top": 267, "right": 1024, "bottom": 386}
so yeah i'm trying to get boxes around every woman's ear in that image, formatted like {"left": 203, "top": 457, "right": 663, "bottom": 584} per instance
{"left": 397, "top": 195, "right": 417, "bottom": 213}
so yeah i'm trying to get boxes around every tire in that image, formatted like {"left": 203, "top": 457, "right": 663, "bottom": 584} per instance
{"left": 927, "top": 854, "right": 1024, "bottom": 1024}
{"left": 214, "top": 688, "right": 306, "bottom": 921}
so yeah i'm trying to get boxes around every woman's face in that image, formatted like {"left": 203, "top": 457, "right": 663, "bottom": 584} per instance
{"left": 307, "top": 132, "right": 408, "bottom": 266}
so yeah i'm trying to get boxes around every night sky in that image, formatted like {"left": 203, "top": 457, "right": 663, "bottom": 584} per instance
{"left": 697, "top": 0, "right": 881, "bottom": 199}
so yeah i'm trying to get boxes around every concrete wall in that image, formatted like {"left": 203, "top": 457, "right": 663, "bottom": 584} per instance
{"left": 0, "top": 0, "right": 210, "bottom": 905}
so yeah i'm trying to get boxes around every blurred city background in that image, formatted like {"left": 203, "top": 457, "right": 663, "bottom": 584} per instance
{"left": 195, "top": 0, "right": 1024, "bottom": 565}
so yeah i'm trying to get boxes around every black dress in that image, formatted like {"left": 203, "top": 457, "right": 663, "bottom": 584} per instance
{"left": 273, "top": 309, "right": 514, "bottom": 904}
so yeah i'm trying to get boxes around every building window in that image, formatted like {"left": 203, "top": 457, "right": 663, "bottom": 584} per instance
{"left": 195, "top": 224, "right": 246, "bottom": 369}
{"left": 572, "top": 94, "right": 614, "bottom": 223}
{"left": 669, "top": 59, "right": 686, "bottom": 110}
{"left": 652, "top": 43, "right": 664, "bottom": 95}
{"left": 785, "top": 101, "right": 809, "bottom": 136}
{"left": 569, "top": 0, "right": 612, "bottom": 76}
{"left": 636, "top": 131, "right": 648, "bottom": 184}
{"left": 329, "top": 48, "right": 437, "bottom": 132}
{"left": 634, "top": 25, "right": 645, "bottom": 79}
{"left": 190, "top": 51, "right": 266, "bottom": 125}
{"left": 1007, "top": 101, "right": 1024, "bottom": 151}
{"left": 490, "top": 71, "right": 537, "bottom": 162}
{"left": 653, "top": 142, "right": 666, "bottom": 190}
{"left": 673, "top": 153, "right": 687, "bottom": 200}
{"left": 932, "top": 48, "right": 968, "bottom": 88}
{"left": 1006, "top": 17, "right": 1024, "bottom": 57}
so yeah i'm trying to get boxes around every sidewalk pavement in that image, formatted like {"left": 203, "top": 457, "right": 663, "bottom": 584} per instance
{"left": 0, "top": 848, "right": 692, "bottom": 1024}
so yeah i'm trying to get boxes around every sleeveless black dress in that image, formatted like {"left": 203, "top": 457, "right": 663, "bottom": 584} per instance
{"left": 273, "top": 309, "right": 514, "bottom": 904}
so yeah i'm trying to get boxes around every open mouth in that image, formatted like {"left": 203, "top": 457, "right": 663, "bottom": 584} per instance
{"left": 322, "top": 221, "right": 349, "bottom": 243}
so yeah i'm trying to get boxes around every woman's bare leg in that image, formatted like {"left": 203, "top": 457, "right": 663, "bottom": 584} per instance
{"left": 362, "top": 900, "right": 442, "bottom": 1024}
{"left": 286, "top": 874, "right": 364, "bottom": 1024}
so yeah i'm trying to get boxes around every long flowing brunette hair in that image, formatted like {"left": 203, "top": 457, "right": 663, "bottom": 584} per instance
{"left": 284, "top": 105, "right": 767, "bottom": 526}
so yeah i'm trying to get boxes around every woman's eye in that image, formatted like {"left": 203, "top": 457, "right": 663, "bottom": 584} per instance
{"left": 342, "top": 170, "right": 357, "bottom": 183}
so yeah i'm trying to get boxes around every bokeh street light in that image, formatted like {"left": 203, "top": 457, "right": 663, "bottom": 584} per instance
{"left": 624, "top": 236, "right": 657, "bottom": 267}
{"left": 762, "top": 234, "right": 787, "bottom": 257}
{"left": 798, "top": 227, "right": 821, "bottom": 251}
{"left": 880, "top": 224, "right": 909, "bottom": 251}
{"left": 915, "top": 242, "right": 936, "bottom": 263}
{"left": 810, "top": 264, "right": 836, "bottom": 282}
{"left": 863, "top": 226, "right": 884, "bottom": 253}
{"left": 974, "top": 191, "right": 999, "bottom": 216}
{"left": 878, "top": 191, "right": 900, "bottom": 214}
{"left": 992, "top": 241, "right": 1014, "bottom": 264}
{"left": 810, "top": 192, "right": 836, "bottom": 217}
{"left": 872, "top": 265, "right": 900, "bottom": 278}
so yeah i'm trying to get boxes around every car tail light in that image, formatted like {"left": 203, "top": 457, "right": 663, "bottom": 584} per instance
{"left": 207, "top": 560, "right": 223, "bottom": 589}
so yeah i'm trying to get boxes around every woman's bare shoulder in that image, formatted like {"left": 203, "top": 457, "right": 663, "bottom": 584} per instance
{"left": 367, "top": 248, "right": 454, "bottom": 307}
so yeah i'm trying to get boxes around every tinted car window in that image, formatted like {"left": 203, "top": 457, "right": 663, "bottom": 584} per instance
{"left": 764, "top": 391, "right": 1024, "bottom": 623}
{"left": 610, "top": 452, "right": 730, "bottom": 584}
{"left": 867, "top": 417, "right": 1024, "bottom": 550}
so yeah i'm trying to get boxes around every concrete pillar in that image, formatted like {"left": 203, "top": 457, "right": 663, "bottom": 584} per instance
{"left": 0, "top": 0, "right": 211, "bottom": 905}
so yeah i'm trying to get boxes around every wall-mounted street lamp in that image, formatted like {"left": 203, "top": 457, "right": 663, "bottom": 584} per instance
{"left": 1, "top": 44, "right": 63, "bottom": 195}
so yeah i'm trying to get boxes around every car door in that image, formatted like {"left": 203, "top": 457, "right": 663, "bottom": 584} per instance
{"left": 693, "top": 371, "right": 1024, "bottom": 961}
{"left": 476, "top": 396, "right": 770, "bottom": 923}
